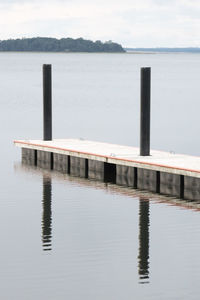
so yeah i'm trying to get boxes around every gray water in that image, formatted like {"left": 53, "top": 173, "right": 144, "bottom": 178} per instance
{"left": 1, "top": 52, "right": 200, "bottom": 299}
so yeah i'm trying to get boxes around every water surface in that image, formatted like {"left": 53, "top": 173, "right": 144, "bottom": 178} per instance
{"left": 1, "top": 52, "right": 200, "bottom": 299}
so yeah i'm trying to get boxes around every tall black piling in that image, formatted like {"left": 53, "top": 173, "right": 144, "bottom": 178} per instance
{"left": 43, "top": 64, "right": 52, "bottom": 141}
{"left": 140, "top": 67, "right": 151, "bottom": 156}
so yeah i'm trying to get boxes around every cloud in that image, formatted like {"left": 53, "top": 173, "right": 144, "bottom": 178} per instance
{"left": 0, "top": 0, "right": 200, "bottom": 47}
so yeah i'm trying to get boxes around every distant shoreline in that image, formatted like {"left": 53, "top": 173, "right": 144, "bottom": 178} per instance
{"left": 0, "top": 51, "right": 126, "bottom": 54}
{"left": 0, "top": 50, "right": 199, "bottom": 55}
{"left": 125, "top": 47, "right": 200, "bottom": 53}
{"left": 0, "top": 37, "right": 125, "bottom": 53}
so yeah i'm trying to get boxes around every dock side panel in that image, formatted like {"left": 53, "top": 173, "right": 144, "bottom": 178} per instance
{"left": 137, "top": 168, "right": 157, "bottom": 192}
{"left": 37, "top": 150, "right": 52, "bottom": 170}
{"left": 88, "top": 160, "right": 104, "bottom": 181}
{"left": 70, "top": 156, "right": 87, "bottom": 178}
{"left": 53, "top": 153, "right": 69, "bottom": 173}
{"left": 160, "top": 172, "right": 181, "bottom": 197}
{"left": 22, "top": 148, "right": 36, "bottom": 166}
{"left": 116, "top": 165, "right": 135, "bottom": 187}
{"left": 184, "top": 176, "right": 200, "bottom": 201}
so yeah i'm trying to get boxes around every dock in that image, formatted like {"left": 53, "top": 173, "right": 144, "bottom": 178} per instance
{"left": 14, "top": 64, "right": 200, "bottom": 202}
{"left": 14, "top": 138, "right": 200, "bottom": 201}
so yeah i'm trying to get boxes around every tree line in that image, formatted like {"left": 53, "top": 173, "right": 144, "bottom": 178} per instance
{"left": 0, "top": 37, "right": 125, "bottom": 52}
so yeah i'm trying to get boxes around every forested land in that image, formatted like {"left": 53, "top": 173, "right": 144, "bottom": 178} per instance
{"left": 0, "top": 37, "right": 125, "bottom": 52}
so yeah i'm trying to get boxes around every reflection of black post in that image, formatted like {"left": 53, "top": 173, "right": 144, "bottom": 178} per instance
{"left": 138, "top": 197, "right": 150, "bottom": 283}
{"left": 43, "top": 64, "right": 52, "bottom": 141}
{"left": 140, "top": 67, "right": 151, "bottom": 156}
{"left": 42, "top": 175, "right": 52, "bottom": 251}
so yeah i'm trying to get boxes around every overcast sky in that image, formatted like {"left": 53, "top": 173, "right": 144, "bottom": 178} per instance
{"left": 0, "top": 0, "right": 200, "bottom": 47}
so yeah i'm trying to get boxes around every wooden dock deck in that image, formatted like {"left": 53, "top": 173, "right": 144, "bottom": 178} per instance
{"left": 14, "top": 138, "right": 200, "bottom": 201}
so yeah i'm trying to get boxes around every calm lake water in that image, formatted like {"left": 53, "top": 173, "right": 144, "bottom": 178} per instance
{"left": 1, "top": 52, "right": 200, "bottom": 299}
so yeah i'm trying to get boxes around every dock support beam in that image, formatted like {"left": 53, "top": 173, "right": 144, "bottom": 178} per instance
{"left": 140, "top": 67, "right": 151, "bottom": 156}
{"left": 43, "top": 64, "right": 52, "bottom": 141}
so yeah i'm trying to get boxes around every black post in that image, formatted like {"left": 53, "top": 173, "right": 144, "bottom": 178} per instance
{"left": 140, "top": 67, "right": 151, "bottom": 156}
{"left": 43, "top": 64, "right": 52, "bottom": 141}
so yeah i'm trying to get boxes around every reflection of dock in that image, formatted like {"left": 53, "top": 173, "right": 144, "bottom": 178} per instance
{"left": 42, "top": 175, "right": 52, "bottom": 251}
{"left": 138, "top": 197, "right": 150, "bottom": 284}
{"left": 14, "top": 162, "right": 200, "bottom": 284}
{"left": 16, "top": 138, "right": 200, "bottom": 201}
{"left": 15, "top": 162, "right": 200, "bottom": 212}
